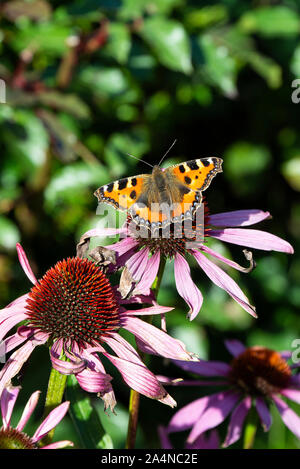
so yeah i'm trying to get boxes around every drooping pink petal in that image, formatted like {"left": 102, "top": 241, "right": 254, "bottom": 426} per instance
{"left": 121, "top": 304, "right": 173, "bottom": 317}
{"left": 174, "top": 253, "right": 203, "bottom": 321}
{"left": 126, "top": 247, "right": 149, "bottom": 281}
{"left": 41, "top": 440, "right": 74, "bottom": 449}
{"left": 2, "top": 331, "right": 29, "bottom": 354}
{"left": 50, "top": 340, "right": 86, "bottom": 375}
{"left": 173, "top": 359, "right": 231, "bottom": 377}
{"left": 280, "top": 389, "right": 300, "bottom": 405}
{"left": 102, "top": 351, "right": 174, "bottom": 405}
{"left": 168, "top": 394, "right": 221, "bottom": 433}
{"left": 210, "top": 228, "right": 294, "bottom": 253}
{"left": 224, "top": 339, "right": 246, "bottom": 357}
{"left": 0, "top": 385, "right": 20, "bottom": 430}
{"left": 186, "top": 430, "right": 220, "bottom": 449}
{"left": 133, "top": 250, "right": 161, "bottom": 295}
{"left": 209, "top": 209, "right": 271, "bottom": 227}
{"left": 105, "top": 236, "right": 138, "bottom": 255}
{"left": 192, "top": 250, "right": 257, "bottom": 318}
{"left": 272, "top": 395, "right": 300, "bottom": 439}
{"left": 200, "top": 244, "right": 254, "bottom": 273}
{"left": 0, "top": 313, "right": 28, "bottom": 342}
{"left": 16, "top": 243, "right": 37, "bottom": 284}
{"left": 16, "top": 390, "right": 41, "bottom": 432}
{"left": 255, "top": 397, "right": 272, "bottom": 431}
{"left": 80, "top": 227, "right": 128, "bottom": 240}
{"left": 75, "top": 367, "right": 113, "bottom": 394}
{"left": 6, "top": 293, "right": 29, "bottom": 309}
{"left": 0, "top": 334, "right": 47, "bottom": 396}
{"left": 223, "top": 396, "right": 251, "bottom": 447}
{"left": 122, "top": 316, "right": 193, "bottom": 361}
{"left": 187, "top": 390, "right": 240, "bottom": 444}
{"left": 32, "top": 401, "right": 70, "bottom": 442}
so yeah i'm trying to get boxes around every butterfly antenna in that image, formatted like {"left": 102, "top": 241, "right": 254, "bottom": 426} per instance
{"left": 126, "top": 153, "right": 154, "bottom": 169}
{"left": 158, "top": 139, "right": 177, "bottom": 167}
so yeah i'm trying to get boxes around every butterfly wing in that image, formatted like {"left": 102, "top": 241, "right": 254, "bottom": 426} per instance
{"left": 94, "top": 174, "right": 149, "bottom": 211}
{"left": 166, "top": 157, "right": 223, "bottom": 193}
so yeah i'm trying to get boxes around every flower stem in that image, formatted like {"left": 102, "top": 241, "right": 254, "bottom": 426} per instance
{"left": 243, "top": 406, "right": 258, "bottom": 449}
{"left": 125, "top": 256, "right": 167, "bottom": 449}
{"left": 40, "top": 365, "right": 67, "bottom": 446}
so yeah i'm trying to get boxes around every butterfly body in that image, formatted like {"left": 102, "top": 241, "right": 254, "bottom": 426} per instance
{"left": 94, "top": 157, "right": 223, "bottom": 229}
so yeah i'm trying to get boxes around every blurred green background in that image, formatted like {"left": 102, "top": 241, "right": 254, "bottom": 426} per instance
{"left": 0, "top": 0, "right": 299, "bottom": 449}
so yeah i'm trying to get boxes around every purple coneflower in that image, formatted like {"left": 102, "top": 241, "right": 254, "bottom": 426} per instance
{"left": 0, "top": 385, "right": 72, "bottom": 449}
{"left": 0, "top": 244, "right": 194, "bottom": 411}
{"left": 82, "top": 206, "right": 293, "bottom": 320}
{"left": 158, "top": 425, "right": 219, "bottom": 449}
{"left": 163, "top": 340, "right": 300, "bottom": 447}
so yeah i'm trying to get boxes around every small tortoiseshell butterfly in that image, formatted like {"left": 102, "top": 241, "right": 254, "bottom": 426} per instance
{"left": 94, "top": 157, "right": 223, "bottom": 229}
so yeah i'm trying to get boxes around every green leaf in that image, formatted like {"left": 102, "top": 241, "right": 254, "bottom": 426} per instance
{"left": 184, "top": 5, "right": 228, "bottom": 30}
{"left": 104, "top": 22, "right": 131, "bottom": 64}
{"left": 0, "top": 107, "right": 49, "bottom": 175}
{"left": 118, "top": 0, "right": 180, "bottom": 20}
{"left": 140, "top": 16, "right": 192, "bottom": 74}
{"left": 197, "top": 33, "right": 238, "bottom": 98}
{"left": 225, "top": 141, "right": 271, "bottom": 178}
{"left": 77, "top": 66, "right": 130, "bottom": 98}
{"left": 282, "top": 157, "right": 300, "bottom": 191}
{"left": 104, "top": 128, "right": 150, "bottom": 178}
{"left": 11, "top": 22, "right": 71, "bottom": 56}
{"left": 66, "top": 375, "right": 113, "bottom": 449}
{"left": 44, "top": 162, "right": 107, "bottom": 210}
{"left": 239, "top": 6, "right": 300, "bottom": 37}
{"left": 0, "top": 216, "right": 20, "bottom": 250}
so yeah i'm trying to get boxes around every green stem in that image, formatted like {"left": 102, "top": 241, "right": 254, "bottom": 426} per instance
{"left": 40, "top": 365, "right": 67, "bottom": 446}
{"left": 243, "top": 405, "right": 258, "bottom": 449}
{"left": 125, "top": 256, "right": 167, "bottom": 450}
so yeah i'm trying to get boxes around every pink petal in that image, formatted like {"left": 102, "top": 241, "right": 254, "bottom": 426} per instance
{"left": 187, "top": 430, "right": 220, "bottom": 449}
{"left": 32, "top": 401, "right": 70, "bottom": 442}
{"left": 187, "top": 391, "right": 240, "bottom": 444}
{"left": 173, "top": 359, "right": 231, "bottom": 377}
{"left": 192, "top": 250, "right": 257, "bottom": 318}
{"left": 16, "top": 390, "right": 41, "bottom": 431}
{"left": 200, "top": 244, "right": 254, "bottom": 273}
{"left": 272, "top": 395, "right": 300, "bottom": 439}
{"left": 0, "top": 385, "right": 20, "bottom": 429}
{"left": 0, "top": 335, "right": 47, "bottom": 396}
{"left": 280, "top": 389, "right": 300, "bottom": 405}
{"left": 122, "top": 316, "right": 193, "bottom": 361}
{"left": 41, "top": 440, "right": 74, "bottom": 449}
{"left": 174, "top": 253, "right": 203, "bottom": 320}
{"left": 16, "top": 243, "right": 37, "bottom": 284}
{"left": 75, "top": 367, "right": 113, "bottom": 394}
{"left": 121, "top": 304, "right": 173, "bottom": 316}
{"left": 6, "top": 293, "right": 29, "bottom": 309}
{"left": 256, "top": 397, "right": 272, "bottom": 431}
{"left": 223, "top": 396, "right": 251, "bottom": 447}
{"left": 224, "top": 339, "right": 246, "bottom": 357}
{"left": 209, "top": 209, "right": 271, "bottom": 227}
{"left": 168, "top": 394, "right": 220, "bottom": 433}
{"left": 102, "top": 351, "right": 172, "bottom": 403}
{"left": 133, "top": 250, "right": 161, "bottom": 295}
{"left": 126, "top": 247, "right": 149, "bottom": 281}
{"left": 81, "top": 227, "right": 128, "bottom": 239}
{"left": 0, "top": 313, "right": 28, "bottom": 342}
{"left": 50, "top": 340, "right": 86, "bottom": 374}
{"left": 210, "top": 228, "right": 294, "bottom": 254}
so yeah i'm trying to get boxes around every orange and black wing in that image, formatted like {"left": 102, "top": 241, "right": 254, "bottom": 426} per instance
{"left": 167, "top": 157, "right": 223, "bottom": 193}
{"left": 94, "top": 174, "right": 148, "bottom": 211}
